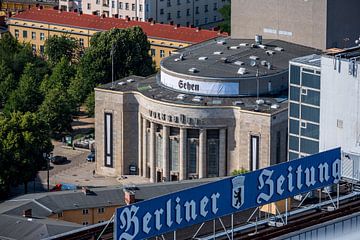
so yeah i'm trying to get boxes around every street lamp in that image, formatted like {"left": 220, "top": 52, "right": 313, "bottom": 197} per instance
{"left": 43, "top": 152, "right": 53, "bottom": 191}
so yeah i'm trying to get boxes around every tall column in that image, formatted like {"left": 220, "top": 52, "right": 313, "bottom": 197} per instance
{"left": 179, "top": 128, "right": 187, "bottom": 180}
{"left": 219, "top": 129, "right": 226, "bottom": 177}
{"left": 138, "top": 115, "right": 142, "bottom": 176}
{"left": 149, "top": 122, "right": 156, "bottom": 183}
{"left": 142, "top": 118, "right": 148, "bottom": 178}
{"left": 162, "top": 126, "right": 170, "bottom": 181}
{"left": 199, "top": 129, "right": 207, "bottom": 179}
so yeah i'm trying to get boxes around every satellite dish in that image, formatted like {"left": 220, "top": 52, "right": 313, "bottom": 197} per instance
{"left": 250, "top": 60, "right": 257, "bottom": 67}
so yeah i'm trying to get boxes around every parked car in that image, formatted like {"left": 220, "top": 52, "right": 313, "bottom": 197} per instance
{"left": 51, "top": 155, "right": 67, "bottom": 164}
{"left": 86, "top": 152, "right": 95, "bottom": 162}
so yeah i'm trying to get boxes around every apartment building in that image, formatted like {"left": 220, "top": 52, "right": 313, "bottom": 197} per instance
{"left": 7, "top": 8, "right": 226, "bottom": 67}
{"left": 231, "top": 0, "right": 360, "bottom": 50}
{"left": 60, "top": 0, "right": 230, "bottom": 27}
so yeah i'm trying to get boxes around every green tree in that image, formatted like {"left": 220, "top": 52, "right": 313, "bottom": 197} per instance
{"left": 0, "top": 61, "right": 17, "bottom": 107}
{"left": 3, "top": 63, "right": 44, "bottom": 114}
{"left": 218, "top": 2, "right": 231, "bottom": 34}
{"left": 231, "top": 168, "right": 249, "bottom": 176}
{"left": 85, "top": 91, "right": 95, "bottom": 117}
{"left": 39, "top": 87, "right": 74, "bottom": 135}
{"left": 73, "top": 27, "right": 155, "bottom": 103}
{"left": 0, "top": 112, "right": 53, "bottom": 196}
{"left": 44, "top": 35, "right": 79, "bottom": 66}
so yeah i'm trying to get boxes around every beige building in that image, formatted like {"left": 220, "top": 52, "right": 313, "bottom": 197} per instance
{"left": 95, "top": 37, "right": 319, "bottom": 183}
{"left": 61, "top": 0, "right": 229, "bottom": 27}
{"left": 231, "top": 0, "right": 360, "bottom": 50}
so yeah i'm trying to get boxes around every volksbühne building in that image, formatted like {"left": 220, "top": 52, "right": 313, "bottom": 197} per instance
{"left": 7, "top": 7, "right": 226, "bottom": 67}
{"left": 95, "top": 36, "right": 320, "bottom": 183}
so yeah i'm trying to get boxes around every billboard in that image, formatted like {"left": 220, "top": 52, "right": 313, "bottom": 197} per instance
{"left": 115, "top": 148, "right": 341, "bottom": 240}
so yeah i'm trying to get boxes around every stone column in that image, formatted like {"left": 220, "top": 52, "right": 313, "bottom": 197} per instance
{"left": 199, "top": 129, "right": 207, "bottom": 179}
{"left": 138, "top": 115, "right": 142, "bottom": 176}
{"left": 149, "top": 122, "right": 156, "bottom": 183}
{"left": 219, "top": 129, "right": 227, "bottom": 177}
{"left": 179, "top": 128, "right": 187, "bottom": 180}
{"left": 162, "top": 125, "right": 170, "bottom": 181}
{"left": 142, "top": 118, "right": 148, "bottom": 178}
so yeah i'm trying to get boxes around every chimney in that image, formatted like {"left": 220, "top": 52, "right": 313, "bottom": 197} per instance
{"left": 53, "top": 6, "right": 59, "bottom": 10}
{"left": 151, "top": 20, "right": 155, "bottom": 25}
{"left": 169, "top": 21, "right": 174, "bottom": 25}
{"left": 147, "top": 18, "right": 153, "bottom": 22}
{"left": 196, "top": 27, "right": 201, "bottom": 32}
{"left": 58, "top": 9, "right": 62, "bottom": 13}
{"left": 124, "top": 189, "right": 135, "bottom": 205}
{"left": 113, "top": 13, "right": 118, "bottom": 18}
{"left": 212, "top": 26, "right": 219, "bottom": 31}
{"left": 101, "top": 13, "right": 105, "bottom": 19}
{"left": 23, "top": 209, "right": 32, "bottom": 218}
{"left": 174, "top": 23, "right": 180, "bottom": 29}
{"left": 82, "top": 186, "right": 92, "bottom": 195}
{"left": 78, "top": 11, "right": 83, "bottom": 16}
{"left": 74, "top": 8, "right": 78, "bottom": 13}
{"left": 190, "top": 24, "right": 194, "bottom": 28}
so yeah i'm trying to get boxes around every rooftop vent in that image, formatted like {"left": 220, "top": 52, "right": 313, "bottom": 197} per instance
{"left": 188, "top": 67, "right": 199, "bottom": 73}
{"left": 258, "top": 44, "right": 267, "bottom": 49}
{"left": 221, "top": 57, "right": 229, "bottom": 63}
{"left": 261, "top": 60, "right": 267, "bottom": 66}
{"left": 239, "top": 43, "right": 249, "bottom": 47}
{"left": 118, "top": 82, "right": 126, "bottom": 86}
{"left": 230, "top": 46, "right": 240, "bottom": 50}
{"left": 266, "top": 50, "right": 275, "bottom": 55}
{"left": 255, "top": 35, "right": 263, "bottom": 44}
{"left": 198, "top": 56, "right": 208, "bottom": 61}
{"left": 274, "top": 47, "right": 284, "bottom": 52}
{"left": 271, "top": 104, "right": 280, "bottom": 109}
{"left": 127, "top": 79, "right": 135, "bottom": 83}
{"left": 233, "top": 101, "right": 244, "bottom": 106}
{"left": 213, "top": 51, "right": 223, "bottom": 55}
{"left": 256, "top": 99, "right": 265, "bottom": 105}
{"left": 267, "top": 63, "right": 272, "bottom": 70}
{"left": 249, "top": 55, "right": 259, "bottom": 61}
{"left": 176, "top": 94, "right": 186, "bottom": 100}
{"left": 192, "top": 96, "right": 203, "bottom": 102}
{"left": 234, "top": 61, "right": 244, "bottom": 66}
{"left": 237, "top": 67, "right": 247, "bottom": 75}
{"left": 217, "top": 39, "right": 226, "bottom": 45}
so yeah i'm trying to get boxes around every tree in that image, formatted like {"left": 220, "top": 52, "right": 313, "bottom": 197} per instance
{"left": 0, "top": 112, "right": 53, "bottom": 196}
{"left": 3, "top": 63, "right": 44, "bottom": 114}
{"left": 44, "top": 35, "right": 79, "bottom": 66}
{"left": 0, "top": 61, "right": 17, "bottom": 107}
{"left": 73, "top": 27, "right": 155, "bottom": 103}
{"left": 231, "top": 168, "right": 248, "bottom": 176}
{"left": 38, "top": 87, "right": 74, "bottom": 135}
{"left": 85, "top": 91, "right": 95, "bottom": 117}
{"left": 218, "top": 2, "right": 231, "bottom": 34}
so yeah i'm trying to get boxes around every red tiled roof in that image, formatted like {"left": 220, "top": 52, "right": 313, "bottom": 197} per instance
{"left": 10, "top": 8, "right": 228, "bottom": 43}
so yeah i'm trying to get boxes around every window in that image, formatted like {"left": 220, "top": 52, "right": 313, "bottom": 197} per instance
{"left": 96, "top": 0, "right": 100, "bottom": 4}
{"left": 170, "top": 138, "right": 179, "bottom": 172}
{"left": 79, "top": 38, "right": 84, "bottom": 47}
{"left": 40, "top": 32, "right": 45, "bottom": 41}
{"left": 289, "top": 119, "right": 299, "bottom": 135}
{"left": 213, "top": 2, "right": 217, "bottom": 10}
{"left": 195, "top": 19, "right": 199, "bottom": 25}
{"left": 132, "top": 3, "right": 135, "bottom": 11}
{"left": 177, "top": 10, "right": 180, "bottom": 18}
{"left": 87, "top": 3, "right": 91, "bottom": 9}
{"left": 289, "top": 135, "right": 299, "bottom": 151}
{"left": 160, "top": 49, "right": 165, "bottom": 58}
{"left": 177, "top": 0, "right": 180, "bottom": 5}
{"left": 119, "top": 2, "right": 122, "bottom": 9}
{"left": 23, "top": 30, "right": 28, "bottom": 38}
{"left": 160, "top": 8, "right": 164, "bottom": 14}
{"left": 195, "top": 6, "right": 199, "bottom": 14}
{"left": 82, "top": 221, "right": 89, "bottom": 226}
{"left": 31, "top": 32, "right": 36, "bottom": 40}
{"left": 57, "top": 212, "right": 63, "bottom": 218}
{"left": 213, "top": 15, "right": 217, "bottom": 22}
{"left": 167, "top": 0, "right": 171, "bottom": 7}
{"left": 301, "top": 89, "right": 320, "bottom": 106}
{"left": 14, "top": 29, "right": 19, "bottom": 39}
{"left": 290, "top": 65, "right": 300, "bottom": 85}
{"left": 156, "top": 134, "right": 163, "bottom": 168}
{"left": 204, "top": 17, "right": 208, "bottom": 24}
{"left": 302, "top": 72, "right": 320, "bottom": 89}
{"left": 125, "top": 3, "right": 129, "bottom": 10}
{"left": 188, "top": 139, "right": 198, "bottom": 174}
{"left": 105, "top": 113, "right": 113, "bottom": 167}
{"left": 150, "top": 48, "right": 156, "bottom": 56}
{"left": 31, "top": 44, "right": 36, "bottom": 52}
{"left": 250, "top": 135, "right": 259, "bottom": 171}
{"left": 111, "top": 1, "right": 114, "bottom": 7}
{"left": 300, "top": 138, "right": 319, "bottom": 154}
{"left": 301, "top": 105, "right": 320, "bottom": 123}
{"left": 186, "top": 8, "right": 190, "bottom": 16}
{"left": 139, "top": 4, "right": 143, "bottom": 11}
{"left": 167, "top": 12, "right": 171, "bottom": 20}
{"left": 40, "top": 45, "right": 44, "bottom": 55}
{"left": 290, "top": 86, "right": 300, "bottom": 101}
{"left": 98, "top": 207, "right": 105, "bottom": 213}
{"left": 207, "top": 135, "right": 219, "bottom": 177}
{"left": 204, "top": 4, "right": 208, "bottom": 12}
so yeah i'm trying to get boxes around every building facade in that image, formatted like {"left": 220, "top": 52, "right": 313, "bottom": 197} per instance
{"left": 7, "top": 8, "right": 225, "bottom": 67}
{"left": 60, "top": 0, "right": 229, "bottom": 27}
{"left": 95, "top": 37, "right": 318, "bottom": 183}
{"left": 231, "top": 0, "right": 360, "bottom": 50}
{"left": 288, "top": 55, "right": 321, "bottom": 160}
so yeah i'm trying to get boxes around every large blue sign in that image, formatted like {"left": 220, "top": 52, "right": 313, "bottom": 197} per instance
{"left": 115, "top": 148, "right": 341, "bottom": 240}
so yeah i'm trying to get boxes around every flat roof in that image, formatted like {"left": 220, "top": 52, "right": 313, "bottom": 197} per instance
{"left": 9, "top": 8, "right": 227, "bottom": 44}
{"left": 290, "top": 54, "right": 322, "bottom": 68}
{"left": 97, "top": 75, "right": 288, "bottom": 114}
{"left": 161, "top": 38, "right": 321, "bottom": 78}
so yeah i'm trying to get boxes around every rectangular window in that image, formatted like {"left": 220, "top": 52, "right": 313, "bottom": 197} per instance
{"left": 125, "top": 3, "right": 129, "bottom": 10}
{"left": 250, "top": 135, "right": 259, "bottom": 171}
{"left": 98, "top": 207, "right": 105, "bottom": 213}
{"left": 301, "top": 105, "right": 320, "bottom": 123}
{"left": 289, "top": 119, "right": 299, "bottom": 135}
{"left": 40, "top": 45, "right": 44, "bottom": 55}
{"left": 82, "top": 209, "right": 89, "bottom": 215}
{"left": 160, "top": 8, "right": 164, "bottom": 14}
{"left": 204, "top": 4, "right": 208, "bottom": 12}
{"left": 104, "top": 113, "right": 113, "bottom": 167}
{"left": 160, "top": 49, "right": 165, "bottom": 58}
{"left": 177, "top": 10, "right": 180, "bottom": 18}
{"left": 31, "top": 32, "right": 36, "bottom": 40}
{"left": 79, "top": 38, "right": 84, "bottom": 47}
{"left": 167, "top": 0, "right": 171, "bottom": 7}
{"left": 289, "top": 102, "right": 299, "bottom": 118}
{"left": 213, "top": 2, "right": 217, "bottom": 10}
{"left": 290, "top": 86, "right": 300, "bottom": 102}
{"left": 57, "top": 212, "right": 63, "bottom": 218}
{"left": 300, "top": 122, "right": 319, "bottom": 140}
{"left": 177, "top": 0, "right": 180, "bottom": 5}
{"left": 23, "top": 30, "right": 28, "bottom": 38}
{"left": 302, "top": 72, "right": 320, "bottom": 89}
{"left": 150, "top": 48, "right": 156, "bottom": 56}
{"left": 188, "top": 140, "right": 198, "bottom": 174}
{"left": 31, "top": 44, "right": 36, "bottom": 52}
{"left": 290, "top": 65, "right": 300, "bottom": 85}
{"left": 167, "top": 12, "right": 171, "bottom": 20}
{"left": 139, "top": 4, "right": 143, "bottom": 11}
{"left": 289, "top": 135, "right": 299, "bottom": 151}
{"left": 40, "top": 32, "right": 45, "bottom": 41}
{"left": 82, "top": 221, "right": 89, "bottom": 226}
{"left": 112, "top": 1, "right": 114, "bottom": 7}
{"left": 207, "top": 138, "right": 219, "bottom": 177}
{"left": 300, "top": 138, "right": 319, "bottom": 154}
{"left": 15, "top": 29, "right": 19, "bottom": 39}
{"left": 186, "top": 8, "right": 190, "bottom": 16}
{"left": 289, "top": 151, "right": 299, "bottom": 161}
{"left": 195, "top": 6, "right": 199, "bottom": 14}
{"left": 170, "top": 139, "right": 179, "bottom": 172}
{"left": 87, "top": 3, "right": 91, "bottom": 9}
{"left": 301, "top": 89, "right": 320, "bottom": 106}
{"left": 119, "top": 2, "right": 122, "bottom": 9}
{"left": 132, "top": 3, "right": 135, "bottom": 10}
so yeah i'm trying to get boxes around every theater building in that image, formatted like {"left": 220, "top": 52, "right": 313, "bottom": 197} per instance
{"left": 95, "top": 37, "right": 319, "bottom": 182}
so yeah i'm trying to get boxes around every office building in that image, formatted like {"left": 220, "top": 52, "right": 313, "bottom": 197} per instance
{"left": 231, "top": 0, "right": 360, "bottom": 50}
{"left": 95, "top": 37, "right": 319, "bottom": 183}
{"left": 7, "top": 8, "right": 226, "bottom": 67}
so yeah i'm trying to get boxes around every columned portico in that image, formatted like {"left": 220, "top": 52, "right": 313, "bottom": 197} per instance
{"left": 142, "top": 118, "right": 148, "bottom": 178}
{"left": 162, "top": 126, "right": 170, "bottom": 181}
{"left": 179, "top": 128, "right": 187, "bottom": 181}
{"left": 199, "top": 129, "right": 207, "bottom": 179}
{"left": 219, "top": 128, "right": 226, "bottom": 177}
{"left": 149, "top": 122, "right": 156, "bottom": 183}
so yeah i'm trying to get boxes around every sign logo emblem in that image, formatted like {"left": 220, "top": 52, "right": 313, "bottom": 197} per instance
{"left": 232, "top": 176, "right": 245, "bottom": 209}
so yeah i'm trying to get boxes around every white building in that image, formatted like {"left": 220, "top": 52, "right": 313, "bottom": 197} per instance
{"left": 59, "top": 0, "right": 229, "bottom": 27}
{"left": 319, "top": 47, "right": 360, "bottom": 180}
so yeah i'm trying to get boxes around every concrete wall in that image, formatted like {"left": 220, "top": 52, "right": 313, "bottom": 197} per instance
{"left": 319, "top": 56, "right": 360, "bottom": 154}
{"left": 231, "top": 0, "right": 327, "bottom": 49}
